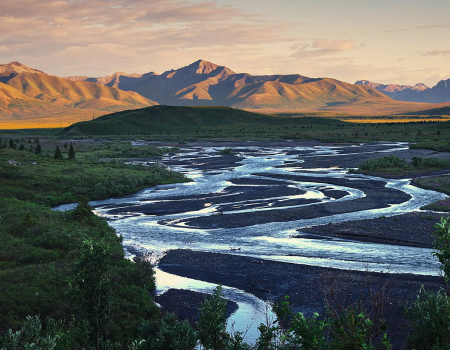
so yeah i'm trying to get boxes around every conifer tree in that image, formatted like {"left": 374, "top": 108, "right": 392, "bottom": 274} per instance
{"left": 54, "top": 146, "right": 63, "bottom": 160}
{"left": 9, "top": 139, "right": 15, "bottom": 149}
{"left": 19, "top": 144, "right": 25, "bottom": 151}
{"left": 35, "top": 143, "right": 42, "bottom": 154}
{"left": 68, "top": 143, "right": 76, "bottom": 160}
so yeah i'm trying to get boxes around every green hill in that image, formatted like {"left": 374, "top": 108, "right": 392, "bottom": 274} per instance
{"left": 63, "top": 105, "right": 347, "bottom": 137}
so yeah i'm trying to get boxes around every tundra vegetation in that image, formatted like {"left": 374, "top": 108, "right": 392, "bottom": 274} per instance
{"left": 1, "top": 114, "right": 450, "bottom": 348}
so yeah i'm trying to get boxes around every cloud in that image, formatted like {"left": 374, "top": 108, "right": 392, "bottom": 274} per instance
{"left": 422, "top": 50, "right": 450, "bottom": 57}
{"left": 291, "top": 39, "right": 365, "bottom": 58}
{"left": 0, "top": 0, "right": 302, "bottom": 76}
{"left": 418, "top": 24, "right": 450, "bottom": 29}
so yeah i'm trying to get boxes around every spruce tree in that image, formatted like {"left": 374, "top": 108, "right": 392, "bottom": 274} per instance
{"left": 9, "top": 139, "right": 15, "bottom": 149}
{"left": 35, "top": 143, "right": 42, "bottom": 154}
{"left": 19, "top": 144, "right": 25, "bottom": 151}
{"left": 54, "top": 146, "right": 63, "bottom": 160}
{"left": 68, "top": 143, "right": 76, "bottom": 160}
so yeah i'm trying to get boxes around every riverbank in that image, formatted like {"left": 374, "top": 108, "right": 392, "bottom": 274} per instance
{"left": 158, "top": 249, "right": 443, "bottom": 348}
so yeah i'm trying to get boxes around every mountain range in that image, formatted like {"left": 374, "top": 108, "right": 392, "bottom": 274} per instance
{"left": 0, "top": 62, "right": 157, "bottom": 127}
{"left": 1, "top": 59, "right": 450, "bottom": 128}
{"left": 355, "top": 79, "right": 450, "bottom": 103}
{"left": 69, "top": 60, "right": 393, "bottom": 110}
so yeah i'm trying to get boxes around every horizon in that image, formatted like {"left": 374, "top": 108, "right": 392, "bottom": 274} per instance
{"left": 1, "top": 0, "right": 449, "bottom": 86}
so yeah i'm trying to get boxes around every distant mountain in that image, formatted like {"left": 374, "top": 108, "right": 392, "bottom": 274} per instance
{"left": 355, "top": 79, "right": 450, "bottom": 103}
{"left": 0, "top": 62, "right": 45, "bottom": 83}
{"left": 3, "top": 60, "right": 450, "bottom": 129}
{"left": 0, "top": 62, "right": 158, "bottom": 123}
{"left": 77, "top": 60, "right": 392, "bottom": 110}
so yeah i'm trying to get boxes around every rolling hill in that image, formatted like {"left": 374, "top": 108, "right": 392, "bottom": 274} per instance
{"left": 64, "top": 105, "right": 347, "bottom": 136}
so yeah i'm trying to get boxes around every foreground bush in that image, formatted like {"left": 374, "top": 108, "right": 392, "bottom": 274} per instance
{"left": 403, "top": 287, "right": 450, "bottom": 350}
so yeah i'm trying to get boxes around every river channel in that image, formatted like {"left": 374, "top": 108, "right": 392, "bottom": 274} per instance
{"left": 55, "top": 141, "right": 449, "bottom": 342}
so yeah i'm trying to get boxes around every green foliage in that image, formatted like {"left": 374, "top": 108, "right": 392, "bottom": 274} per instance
{"left": 328, "top": 307, "right": 390, "bottom": 350}
{"left": 412, "top": 156, "right": 450, "bottom": 168}
{"left": 271, "top": 296, "right": 391, "bottom": 350}
{"left": 411, "top": 156, "right": 423, "bottom": 167}
{"left": 432, "top": 217, "right": 450, "bottom": 286}
{"left": 403, "top": 287, "right": 450, "bottom": 350}
{"left": 418, "top": 174, "right": 450, "bottom": 210}
{"left": 138, "top": 312, "right": 197, "bottom": 350}
{"left": 68, "top": 143, "right": 76, "bottom": 160}
{"left": 358, "top": 155, "right": 449, "bottom": 175}
{"left": 132, "top": 257, "right": 156, "bottom": 292}
{"left": 421, "top": 157, "right": 450, "bottom": 168}
{"left": 273, "top": 296, "right": 328, "bottom": 350}
{"left": 71, "top": 197, "right": 95, "bottom": 221}
{"left": 197, "top": 286, "right": 230, "bottom": 350}
{"left": 0, "top": 143, "right": 179, "bottom": 338}
{"left": 53, "top": 146, "right": 63, "bottom": 160}
{"left": 0, "top": 147, "right": 189, "bottom": 206}
{"left": 219, "top": 148, "right": 234, "bottom": 155}
{"left": 0, "top": 315, "right": 61, "bottom": 350}
{"left": 359, "top": 155, "right": 410, "bottom": 171}
{"left": 69, "top": 239, "right": 112, "bottom": 349}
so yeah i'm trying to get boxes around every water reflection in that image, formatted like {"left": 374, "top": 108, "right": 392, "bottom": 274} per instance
{"left": 59, "top": 143, "right": 444, "bottom": 276}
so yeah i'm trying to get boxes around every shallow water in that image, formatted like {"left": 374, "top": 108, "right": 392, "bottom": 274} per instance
{"left": 53, "top": 142, "right": 448, "bottom": 342}
{"left": 89, "top": 143, "right": 446, "bottom": 276}
{"left": 154, "top": 268, "right": 276, "bottom": 341}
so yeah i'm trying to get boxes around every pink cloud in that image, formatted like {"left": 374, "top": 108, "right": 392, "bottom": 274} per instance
{"left": 422, "top": 50, "right": 450, "bottom": 57}
{"left": 291, "top": 39, "right": 365, "bottom": 58}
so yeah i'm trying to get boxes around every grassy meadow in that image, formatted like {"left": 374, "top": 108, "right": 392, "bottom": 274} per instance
{"left": 0, "top": 141, "right": 188, "bottom": 340}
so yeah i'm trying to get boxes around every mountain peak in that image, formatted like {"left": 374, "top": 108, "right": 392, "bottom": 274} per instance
{"left": 415, "top": 83, "right": 430, "bottom": 90}
{"left": 0, "top": 61, "right": 45, "bottom": 76}
{"left": 183, "top": 59, "right": 235, "bottom": 75}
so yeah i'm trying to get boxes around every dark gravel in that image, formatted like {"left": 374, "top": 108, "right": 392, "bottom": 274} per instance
{"left": 159, "top": 249, "right": 444, "bottom": 349}
{"left": 154, "top": 289, "right": 238, "bottom": 325}
{"left": 297, "top": 212, "right": 445, "bottom": 248}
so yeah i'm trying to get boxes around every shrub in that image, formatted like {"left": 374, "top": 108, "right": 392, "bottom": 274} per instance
{"left": 421, "top": 157, "right": 450, "bottom": 169}
{"left": 197, "top": 286, "right": 230, "bottom": 350}
{"left": 403, "top": 287, "right": 450, "bottom": 350}
{"left": 138, "top": 313, "right": 197, "bottom": 350}
{"left": 359, "top": 155, "right": 409, "bottom": 171}
{"left": 411, "top": 156, "right": 423, "bottom": 167}
{"left": 219, "top": 148, "right": 234, "bottom": 155}
{"left": 54, "top": 146, "right": 63, "bottom": 160}
{"left": 68, "top": 143, "right": 76, "bottom": 160}
{"left": 432, "top": 217, "right": 450, "bottom": 286}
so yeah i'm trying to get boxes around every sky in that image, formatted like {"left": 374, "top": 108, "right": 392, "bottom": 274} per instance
{"left": 1, "top": 0, "right": 450, "bottom": 86}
